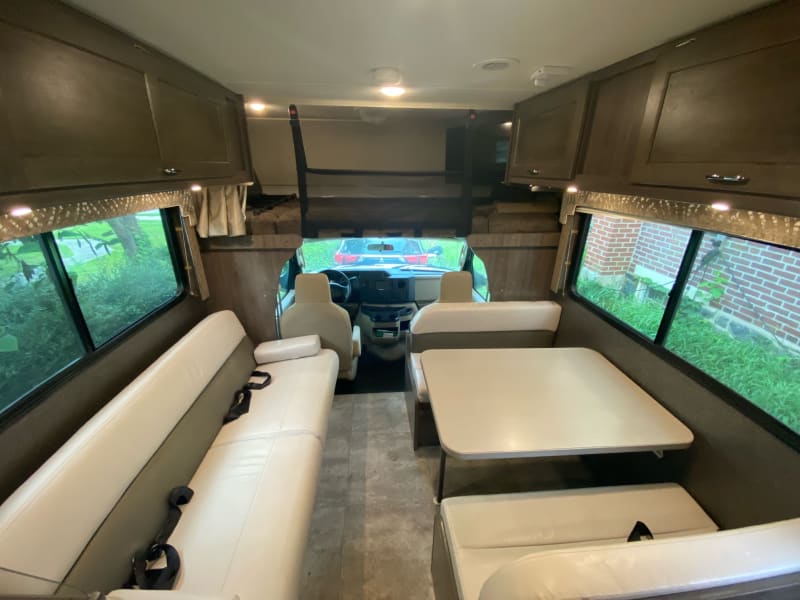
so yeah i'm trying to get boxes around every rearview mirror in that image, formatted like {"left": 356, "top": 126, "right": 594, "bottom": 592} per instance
{"left": 367, "top": 243, "right": 394, "bottom": 252}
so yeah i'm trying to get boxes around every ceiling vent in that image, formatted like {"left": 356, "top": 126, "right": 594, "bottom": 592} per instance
{"left": 473, "top": 57, "right": 519, "bottom": 72}
{"left": 370, "top": 66, "right": 402, "bottom": 86}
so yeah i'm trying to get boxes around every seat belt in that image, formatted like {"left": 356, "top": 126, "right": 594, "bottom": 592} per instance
{"left": 223, "top": 370, "right": 272, "bottom": 424}
{"left": 129, "top": 486, "right": 193, "bottom": 590}
{"left": 627, "top": 520, "right": 654, "bottom": 542}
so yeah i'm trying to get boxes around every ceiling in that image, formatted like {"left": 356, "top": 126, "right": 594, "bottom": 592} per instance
{"left": 68, "top": 0, "right": 768, "bottom": 111}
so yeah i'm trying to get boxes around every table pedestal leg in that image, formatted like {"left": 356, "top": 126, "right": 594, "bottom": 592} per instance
{"left": 436, "top": 450, "right": 447, "bottom": 503}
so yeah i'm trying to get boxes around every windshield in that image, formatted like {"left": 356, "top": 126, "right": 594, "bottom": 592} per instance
{"left": 299, "top": 238, "right": 467, "bottom": 273}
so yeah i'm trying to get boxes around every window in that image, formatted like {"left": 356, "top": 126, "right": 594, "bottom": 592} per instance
{"left": 470, "top": 254, "right": 490, "bottom": 300}
{"left": 0, "top": 238, "right": 85, "bottom": 413}
{"left": 54, "top": 211, "right": 179, "bottom": 345}
{"left": 0, "top": 209, "right": 181, "bottom": 416}
{"left": 575, "top": 214, "right": 691, "bottom": 339}
{"left": 574, "top": 213, "right": 800, "bottom": 436}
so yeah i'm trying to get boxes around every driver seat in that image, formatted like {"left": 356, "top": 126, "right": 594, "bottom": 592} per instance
{"left": 280, "top": 273, "right": 361, "bottom": 380}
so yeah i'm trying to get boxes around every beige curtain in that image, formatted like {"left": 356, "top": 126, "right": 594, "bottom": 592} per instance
{"left": 197, "top": 185, "right": 247, "bottom": 238}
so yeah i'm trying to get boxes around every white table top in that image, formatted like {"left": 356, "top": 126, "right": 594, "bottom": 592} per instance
{"left": 421, "top": 347, "right": 693, "bottom": 460}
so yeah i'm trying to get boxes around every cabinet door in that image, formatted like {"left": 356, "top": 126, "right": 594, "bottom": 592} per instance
{"left": 578, "top": 62, "right": 655, "bottom": 188}
{"left": 153, "top": 79, "right": 247, "bottom": 181}
{"left": 0, "top": 22, "right": 163, "bottom": 193}
{"left": 507, "top": 80, "right": 589, "bottom": 182}
{"left": 631, "top": 1, "right": 800, "bottom": 197}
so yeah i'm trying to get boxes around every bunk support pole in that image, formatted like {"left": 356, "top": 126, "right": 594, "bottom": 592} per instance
{"left": 460, "top": 110, "right": 476, "bottom": 236}
{"left": 288, "top": 104, "right": 310, "bottom": 236}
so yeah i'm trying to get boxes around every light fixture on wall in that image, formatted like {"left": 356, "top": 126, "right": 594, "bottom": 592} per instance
{"left": 371, "top": 67, "right": 405, "bottom": 98}
{"left": 246, "top": 101, "right": 267, "bottom": 113}
{"left": 190, "top": 184, "right": 202, "bottom": 192}
{"left": 566, "top": 185, "right": 579, "bottom": 194}
{"left": 502, "top": 121, "right": 513, "bottom": 129}
{"left": 380, "top": 86, "right": 405, "bottom": 97}
{"left": 711, "top": 201, "right": 731, "bottom": 211}
{"left": 9, "top": 206, "right": 32, "bottom": 217}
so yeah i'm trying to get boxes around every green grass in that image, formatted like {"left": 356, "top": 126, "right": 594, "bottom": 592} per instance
{"left": 578, "top": 277, "right": 800, "bottom": 433}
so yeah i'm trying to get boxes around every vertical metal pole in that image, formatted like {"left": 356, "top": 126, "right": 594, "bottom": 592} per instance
{"left": 436, "top": 450, "right": 447, "bottom": 503}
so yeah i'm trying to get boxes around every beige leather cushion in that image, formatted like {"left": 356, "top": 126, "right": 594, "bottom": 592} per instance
{"left": 212, "top": 349, "right": 338, "bottom": 446}
{"left": 441, "top": 484, "right": 717, "bottom": 600}
{"left": 0, "top": 311, "right": 247, "bottom": 594}
{"left": 253, "top": 334, "right": 321, "bottom": 363}
{"left": 480, "top": 517, "right": 800, "bottom": 600}
{"left": 410, "top": 301, "right": 562, "bottom": 335}
{"left": 170, "top": 434, "right": 322, "bottom": 600}
{"left": 409, "top": 352, "right": 429, "bottom": 403}
{"left": 439, "top": 271, "right": 474, "bottom": 302}
{"left": 295, "top": 272, "right": 332, "bottom": 303}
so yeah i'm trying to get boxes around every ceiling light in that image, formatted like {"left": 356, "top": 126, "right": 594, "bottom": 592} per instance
{"left": 566, "top": 185, "right": 579, "bottom": 194}
{"left": 247, "top": 101, "right": 267, "bottom": 113}
{"left": 190, "top": 184, "right": 202, "bottom": 192}
{"left": 711, "top": 201, "right": 731, "bottom": 212}
{"left": 380, "top": 86, "right": 405, "bottom": 97}
{"left": 9, "top": 206, "right": 32, "bottom": 217}
{"left": 502, "top": 121, "right": 512, "bottom": 129}
{"left": 473, "top": 58, "right": 519, "bottom": 72}
{"left": 531, "top": 65, "right": 572, "bottom": 88}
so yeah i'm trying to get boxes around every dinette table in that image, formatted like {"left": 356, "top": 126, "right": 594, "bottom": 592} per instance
{"left": 421, "top": 347, "right": 694, "bottom": 502}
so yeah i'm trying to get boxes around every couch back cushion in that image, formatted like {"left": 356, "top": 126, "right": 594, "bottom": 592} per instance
{"left": 0, "top": 311, "right": 249, "bottom": 594}
{"left": 479, "top": 518, "right": 800, "bottom": 600}
{"left": 409, "top": 301, "right": 561, "bottom": 353}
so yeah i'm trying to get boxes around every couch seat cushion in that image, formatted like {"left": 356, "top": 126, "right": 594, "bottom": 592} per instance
{"left": 441, "top": 484, "right": 717, "bottom": 600}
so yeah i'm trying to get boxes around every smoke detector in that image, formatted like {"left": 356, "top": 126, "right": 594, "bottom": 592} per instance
{"left": 473, "top": 57, "right": 519, "bottom": 72}
{"left": 530, "top": 65, "right": 572, "bottom": 87}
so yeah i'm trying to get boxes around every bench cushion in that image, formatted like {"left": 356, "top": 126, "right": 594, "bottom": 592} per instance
{"left": 170, "top": 434, "right": 322, "bottom": 600}
{"left": 212, "top": 349, "right": 338, "bottom": 446}
{"left": 479, "top": 517, "right": 800, "bottom": 600}
{"left": 410, "top": 301, "right": 562, "bottom": 335}
{"left": 441, "top": 484, "right": 717, "bottom": 600}
{"left": 409, "top": 352, "right": 429, "bottom": 403}
{"left": 0, "top": 311, "right": 247, "bottom": 594}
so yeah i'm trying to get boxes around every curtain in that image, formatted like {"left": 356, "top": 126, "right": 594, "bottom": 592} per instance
{"left": 197, "top": 185, "right": 247, "bottom": 238}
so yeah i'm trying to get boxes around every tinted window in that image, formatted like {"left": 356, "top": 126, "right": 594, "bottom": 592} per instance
{"left": 575, "top": 214, "right": 691, "bottom": 339}
{"left": 54, "top": 210, "right": 180, "bottom": 345}
{"left": 0, "top": 237, "right": 85, "bottom": 412}
{"left": 665, "top": 234, "right": 800, "bottom": 434}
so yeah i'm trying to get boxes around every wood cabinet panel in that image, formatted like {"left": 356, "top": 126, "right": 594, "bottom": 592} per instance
{"left": 0, "top": 22, "right": 162, "bottom": 192}
{"left": 578, "top": 62, "right": 654, "bottom": 185}
{"left": 631, "top": 1, "right": 800, "bottom": 197}
{"left": 507, "top": 80, "right": 589, "bottom": 182}
{"left": 154, "top": 81, "right": 246, "bottom": 179}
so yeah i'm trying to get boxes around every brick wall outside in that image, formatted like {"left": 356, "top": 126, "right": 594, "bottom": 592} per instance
{"left": 582, "top": 214, "right": 800, "bottom": 347}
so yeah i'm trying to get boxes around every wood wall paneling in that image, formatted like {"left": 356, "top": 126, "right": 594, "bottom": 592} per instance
{"left": 200, "top": 235, "right": 301, "bottom": 341}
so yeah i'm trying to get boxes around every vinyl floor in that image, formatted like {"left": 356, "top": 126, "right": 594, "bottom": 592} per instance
{"left": 300, "top": 392, "right": 596, "bottom": 599}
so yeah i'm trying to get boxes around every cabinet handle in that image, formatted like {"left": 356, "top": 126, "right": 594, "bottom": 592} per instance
{"left": 706, "top": 173, "right": 749, "bottom": 185}
{"left": 163, "top": 167, "right": 181, "bottom": 176}
{"left": 528, "top": 168, "right": 540, "bottom": 176}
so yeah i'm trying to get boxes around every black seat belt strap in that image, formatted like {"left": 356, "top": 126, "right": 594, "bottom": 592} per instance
{"left": 223, "top": 388, "right": 252, "bottom": 424}
{"left": 245, "top": 370, "right": 272, "bottom": 390}
{"left": 627, "top": 520, "right": 654, "bottom": 542}
{"left": 155, "top": 485, "right": 194, "bottom": 545}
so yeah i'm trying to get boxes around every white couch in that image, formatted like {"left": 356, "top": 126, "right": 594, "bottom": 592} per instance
{"left": 432, "top": 483, "right": 800, "bottom": 600}
{"left": 0, "top": 311, "right": 338, "bottom": 599}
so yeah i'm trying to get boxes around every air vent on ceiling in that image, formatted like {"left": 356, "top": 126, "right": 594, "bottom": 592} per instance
{"left": 473, "top": 57, "right": 519, "bottom": 72}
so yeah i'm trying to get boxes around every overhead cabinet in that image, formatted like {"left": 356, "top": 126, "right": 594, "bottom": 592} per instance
{"left": 0, "top": 0, "right": 251, "bottom": 196}
{"left": 630, "top": 1, "right": 800, "bottom": 198}
{"left": 506, "top": 80, "right": 589, "bottom": 183}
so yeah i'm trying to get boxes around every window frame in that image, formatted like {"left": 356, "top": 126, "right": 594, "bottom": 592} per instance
{"left": 568, "top": 211, "right": 800, "bottom": 451}
{"left": 0, "top": 208, "right": 187, "bottom": 426}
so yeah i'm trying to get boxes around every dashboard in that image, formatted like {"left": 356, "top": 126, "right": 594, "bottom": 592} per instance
{"left": 337, "top": 270, "right": 442, "bottom": 304}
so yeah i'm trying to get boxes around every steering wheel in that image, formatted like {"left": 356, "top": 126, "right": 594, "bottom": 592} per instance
{"left": 321, "top": 269, "right": 352, "bottom": 303}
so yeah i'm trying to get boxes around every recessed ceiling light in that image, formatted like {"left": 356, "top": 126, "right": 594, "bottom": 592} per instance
{"left": 566, "top": 185, "right": 579, "bottom": 194}
{"left": 380, "top": 86, "right": 405, "bottom": 97}
{"left": 247, "top": 101, "right": 267, "bottom": 112}
{"left": 9, "top": 206, "right": 32, "bottom": 217}
{"left": 502, "top": 121, "right": 513, "bottom": 129}
{"left": 473, "top": 58, "right": 519, "bottom": 72}
{"left": 711, "top": 201, "right": 731, "bottom": 211}
{"left": 190, "top": 184, "right": 202, "bottom": 192}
